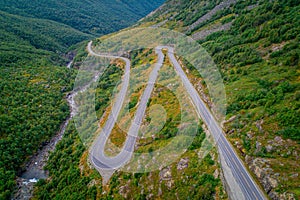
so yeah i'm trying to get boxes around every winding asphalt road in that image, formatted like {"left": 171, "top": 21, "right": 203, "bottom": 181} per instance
{"left": 89, "top": 42, "right": 164, "bottom": 170}
{"left": 88, "top": 42, "right": 266, "bottom": 200}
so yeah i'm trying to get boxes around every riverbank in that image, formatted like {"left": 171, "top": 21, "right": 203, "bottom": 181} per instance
{"left": 12, "top": 95, "right": 73, "bottom": 200}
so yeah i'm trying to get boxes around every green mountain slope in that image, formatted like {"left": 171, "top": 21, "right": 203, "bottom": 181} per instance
{"left": 32, "top": 0, "right": 299, "bottom": 199}
{"left": 0, "top": 0, "right": 165, "bottom": 35}
{"left": 0, "top": 1, "right": 165, "bottom": 198}
{"left": 142, "top": 0, "right": 300, "bottom": 198}
{"left": 0, "top": 65, "right": 75, "bottom": 199}
{"left": 1, "top": 0, "right": 298, "bottom": 199}
{"left": 34, "top": 50, "right": 226, "bottom": 200}
{"left": 0, "top": 0, "right": 164, "bottom": 67}
{"left": 0, "top": 11, "right": 92, "bottom": 67}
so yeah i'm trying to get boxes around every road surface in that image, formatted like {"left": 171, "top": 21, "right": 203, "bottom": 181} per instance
{"left": 89, "top": 43, "right": 164, "bottom": 170}
{"left": 88, "top": 42, "right": 266, "bottom": 200}
{"left": 165, "top": 47, "right": 266, "bottom": 200}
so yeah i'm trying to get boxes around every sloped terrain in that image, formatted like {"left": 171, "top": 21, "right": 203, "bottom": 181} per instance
{"left": 2, "top": 0, "right": 299, "bottom": 199}
{"left": 0, "top": 0, "right": 164, "bottom": 35}
{"left": 33, "top": 0, "right": 299, "bottom": 199}
{"left": 0, "top": 11, "right": 91, "bottom": 67}
{"left": 0, "top": 1, "right": 165, "bottom": 198}
{"left": 0, "top": 0, "right": 164, "bottom": 67}
{"left": 34, "top": 48, "right": 226, "bottom": 200}
{"left": 142, "top": 0, "right": 300, "bottom": 198}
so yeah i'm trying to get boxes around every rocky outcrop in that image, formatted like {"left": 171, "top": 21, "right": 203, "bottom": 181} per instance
{"left": 255, "top": 119, "right": 264, "bottom": 133}
{"left": 192, "top": 22, "right": 233, "bottom": 41}
{"left": 255, "top": 141, "right": 262, "bottom": 154}
{"left": 159, "top": 166, "right": 175, "bottom": 190}
{"left": 246, "top": 156, "right": 275, "bottom": 193}
{"left": 119, "top": 184, "right": 130, "bottom": 199}
{"left": 159, "top": 167, "right": 172, "bottom": 181}
{"left": 245, "top": 156, "right": 296, "bottom": 200}
{"left": 13, "top": 178, "right": 36, "bottom": 200}
{"left": 177, "top": 158, "right": 189, "bottom": 170}
{"left": 269, "top": 192, "right": 296, "bottom": 200}
{"left": 214, "top": 169, "right": 220, "bottom": 179}
{"left": 188, "top": 0, "right": 237, "bottom": 31}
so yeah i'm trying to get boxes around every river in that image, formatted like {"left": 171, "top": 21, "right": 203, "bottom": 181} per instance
{"left": 12, "top": 56, "right": 99, "bottom": 200}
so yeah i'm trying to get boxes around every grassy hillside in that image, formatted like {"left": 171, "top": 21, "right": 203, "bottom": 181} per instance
{"left": 2, "top": 0, "right": 298, "bottom": 199}
{"left": 32, "top": 0, "right": 299, "bottom": 199}
{"left": 0, "top": 9, "right": 85, "bottom": 198}
{"left": 33, "top": 49, "right": 226, "bottom": 200}
{"left": 141, "top": 0, "right": 300, "bottom": 198}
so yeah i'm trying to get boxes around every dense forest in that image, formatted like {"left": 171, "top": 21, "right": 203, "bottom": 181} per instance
{"left": 0, "top": 11, "right": 92, "bottom": 67}
{"left": 0, "top": 0, "right": 165, "bottom": 198}
{"left": 0, "top": 0, "right": 164, "bottom": 67}
{"left": 0, "top": 66, "right": 76, "bottom": 199}
{"left": 0, "top": 0, "right": 165, "bottom": 35}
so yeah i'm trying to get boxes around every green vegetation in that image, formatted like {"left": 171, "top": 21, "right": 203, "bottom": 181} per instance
{"left": 0, "top": 11, "right": 92, "bottom": 67}
{"left": 95, "top": 64, "right": 123, "bottom": 118}
{"left": 0, "top": 0, "right": 164, "bottom": 67}
{"left": 104, "top": 150, "right": 224, "bottom": 200}
{"left": 172, "top": 0, "right": 222, "bottom": 27}
{"left": 145, "top": 0, "right": 221, "bottom": 24}
{"left": 203, "top": 1, "right": 300, "bottom": 194}
{"left": 141, "top": 0, "right": 299, "bottom": 197}
{"left": 0, "top": 66, "right": 76, "bottom": 199}
{"left": 2, "top": 0, "right": 299, "bottom": 198}
{"left": 33, "top": 122, "right": 101, "bottom": 200}
{"left": 34, "top": 49, "right": 226, "bottom": 199}
{"left": 34, "top": 122, "right": 225, "bottom": 199}
{"left": 0, "top": 1, "right": 165, "bottom": 197}
{"left": 197, "top": 0, "right": 300, "bottom": 142}
{"left": 33, "top": 55, "right": 120, "bottom": 199}
{"left": 0, "top": 0, "right": 164, "bottom": 35}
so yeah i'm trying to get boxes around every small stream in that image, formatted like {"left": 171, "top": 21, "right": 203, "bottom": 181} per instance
{"left": 12, "top": 57, "right": 100, "bottom": 200}
{"left": 13, "top": 91, "right": 77, "bottom": 200}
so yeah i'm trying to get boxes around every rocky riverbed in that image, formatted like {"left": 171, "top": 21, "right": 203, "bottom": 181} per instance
{"left": 12, "top": 94, "right": 74, "bottom": 200}
{"left": 12, "top": 51, "right": 104, "bottom": 199}
{"left": 12, "top": 54, "right": 93, "bottom": 199}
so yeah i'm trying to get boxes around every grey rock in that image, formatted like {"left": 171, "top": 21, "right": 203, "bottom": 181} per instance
{"left": 269, "top": 191, "right": 280, "bottom": 200}
{"left": 266, "top": 145, "right": 273, "bottom": 153}
{"left": 158, "top": 186, "right": 162, "bottom": 196}
{"left": 245, "top": 155, "right": 253, "bottom": 164}
{"left": 147, "top": 193, "right": 154, "bottom": 200}
{"left": 290, "top": 173, "right": 298, "bottom": 178}
{"left": 279, "top": 192, "right": 296, "bottom": 200}
{"left": 159, "top": 167, "right": 172, "bottom": 181}
{"left": 247, "top": 131, "right": 253, "bottom": 139}
{"left": 255, "top": 141, "right": 262, "bottom": 154}
{"left": 119, "top": 185, "right": 129, "bottom": 198}
{"left": 247, "top": 157, "right": 283, "bottom": 199}
{"left": 274, "top": 173, "right": 280, "bottom": 177}
{"left": 255, "top": 119, "right": 264, "bottom": 132}
{"left": 268, "top": 177, "right": 278, "bottom": 188}
{"left": 177, "top": 158, "right": 189, "bottom": 171}
{"left": 274, "top": 136, "right": 283, "bottom": 144}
